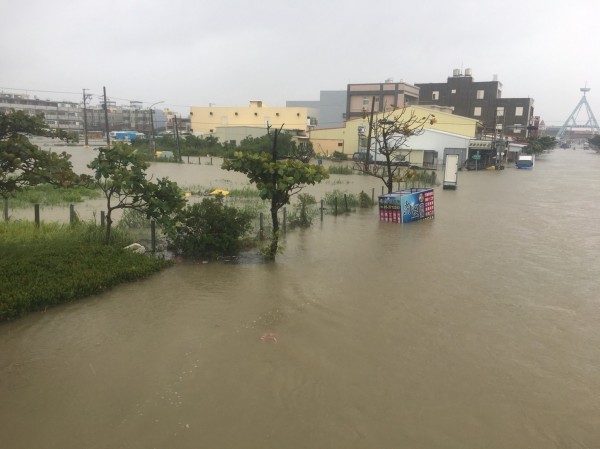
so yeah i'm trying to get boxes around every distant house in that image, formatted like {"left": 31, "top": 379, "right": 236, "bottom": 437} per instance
{"left": 189, "top": 100, "right": 316, "bottom": 137}
{"left": 309, "top": 105, "right": 480, "bottom": 161}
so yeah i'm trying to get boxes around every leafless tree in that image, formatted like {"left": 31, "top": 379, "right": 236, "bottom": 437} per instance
{"left": 354, "top": 107, "right": 436, "bottom": 193}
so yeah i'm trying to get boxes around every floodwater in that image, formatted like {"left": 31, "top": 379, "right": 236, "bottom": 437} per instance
{"left": 1, "top": 145, "right": 600, "bottom": 448}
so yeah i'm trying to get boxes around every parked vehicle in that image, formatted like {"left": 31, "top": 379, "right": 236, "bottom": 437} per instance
{"left": 516, "top": 155, "right": 534, "bottom": 169}
{"left": 110, "top": 131, "right": 146, "bottom": 142}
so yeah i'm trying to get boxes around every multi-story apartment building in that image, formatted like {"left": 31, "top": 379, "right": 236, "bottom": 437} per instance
{"left": 0, "top": 93, "right": 82, "bottom": 133}
{"left": 415, "top": 69, "right": 535, "bottom": 139}
{"left": 345, "top": 80, "right": 420, "bottom": 121}
{"left": 0, "top": 93, "right": 167, "bottom": 137}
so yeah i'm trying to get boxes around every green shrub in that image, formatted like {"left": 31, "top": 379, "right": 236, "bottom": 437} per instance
{"left": 288, "top": 193, "right": 317, "bottom": 228}
{"left": 323, "top": 190, "right": 360, "bottom": 214}
{"left": 327, "top": 165, "right": 354, "bottom": 175}
{"left": 332, "top": 151, "right": 348, "bottom": 160}
{"left": 117, "top": 209, "right": 152, "bottom": 229}
{"left": 358, "top": 190, "right": 374, "bottom": 208}
{"left": 169, "top": 197, "right": 254, "bottom": 259}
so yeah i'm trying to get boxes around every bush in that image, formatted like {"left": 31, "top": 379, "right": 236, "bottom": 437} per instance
{"left": 169, "top": 197, "right": 254, "bottom": 259}
{"left": 288, "top": 193, "right": 317, "bottom": 228}
{"left": 323, "top": 189, "right": 361, "bottom": 214}
{"left": 327, "top": 165, "right": 354, "bottom": 175}
{"left": 332, "top": 151, "right": 348, "bottom": 160}
{"left": 358, "top": 190, "right": 374, "bottom": 208}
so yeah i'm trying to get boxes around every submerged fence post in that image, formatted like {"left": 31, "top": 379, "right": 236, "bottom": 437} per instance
{"left": 34, "top": 204, "right": 40, "bottom": 228}
{"left": 344, "top": 194, "right": 349, "bottom": 212}
{"left": 334, "top": 197, "right": 338, "bottom": 216}
{"left": 150, "top": 220, "right": 156, "bottom": 253}
{"left": 69, "top": 204, "right": 75, "bottom": 224}
{"left": 3, "top": 197, "right": 8, "bottom": 222}
{"left": 372, "top": 187, "right": 375, "bottom": 203}
{"left": 320, "top": 199, "right": 324, "bottom": 221}
{"left": 100, "top": 211, "right": 105, "bottom": 228}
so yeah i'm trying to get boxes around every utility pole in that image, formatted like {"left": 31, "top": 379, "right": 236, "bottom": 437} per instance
{"left": 150, "top": 108, "right": 156, "bottom": 154}
{"left": 148, "top": 101, "right": 164, "bottom": 156}
{"left": 103, "top": 86, "right": 110, "bottom": 148}
{"left": 82, "top": 88, "right": 91, "bottom": 146}
{"left": 364, "top": 95, "right": 376, "bottom": 171}
{"left": 173, "top": 114, "right": 181, "bottom": 162}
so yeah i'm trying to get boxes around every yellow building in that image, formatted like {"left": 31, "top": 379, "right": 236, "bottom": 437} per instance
{"left": 309, "top": 105, "right": 481, "bottom": 157}
{"left": 190, "top": 100, "right": 317, "bottom": 136}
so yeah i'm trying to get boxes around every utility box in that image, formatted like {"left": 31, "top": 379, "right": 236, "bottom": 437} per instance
{"left": 378, "top": 188, "right": 435, "bottom": 223}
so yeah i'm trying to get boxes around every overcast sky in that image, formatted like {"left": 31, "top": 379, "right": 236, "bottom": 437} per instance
{"left": 1, "top": 0, "right": 598, "bottom": 126}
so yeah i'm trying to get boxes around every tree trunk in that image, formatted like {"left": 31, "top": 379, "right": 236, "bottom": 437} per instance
{"left": 386, "top": 171, "right": 394, "bottom": 194}
{"left": 104, "top": 212, "right": 113, "bottom": 244}
{"left": 268, "top": 203, "right": 279, "bottom": 259}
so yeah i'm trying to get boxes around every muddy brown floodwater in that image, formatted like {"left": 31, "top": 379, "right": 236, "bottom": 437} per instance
{"left": 1, "top": 144, "right": 600, "bottom": 448}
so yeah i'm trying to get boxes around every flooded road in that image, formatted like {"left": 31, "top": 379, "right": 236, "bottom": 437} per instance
{"left": 1, "top": 146, "right": 600, "bottom": 448}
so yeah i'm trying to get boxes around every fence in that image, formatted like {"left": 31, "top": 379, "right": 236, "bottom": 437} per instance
{"left": 2, "top": 188, "right": 380, "bottom": 253}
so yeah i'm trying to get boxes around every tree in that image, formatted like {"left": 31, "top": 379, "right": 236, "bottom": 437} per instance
{"left": 88, "top": 143, "right": 186, "bottom": 243}
{"left": 0, "top": 110, "right": 80, "bottom": 198}
{"left": 523, "top": 136, "right": 557, "bottom": 155}
{"left": 239, "top": 132, "right": 315, "bottom": 162}
{"left": 353, "top": 107, "right": 435, "bottom": 193}
{"left": 222, "top": 127, "right": 328, "bottom": 259}
{"left": 588, "top": 134, "right": 600, "bottom": 149}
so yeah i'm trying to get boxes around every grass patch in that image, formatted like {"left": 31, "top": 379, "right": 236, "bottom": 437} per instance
{"left": 6, "top": 184, "right": 101, "bottom": 208}
{"left": 0, "top": 221, "right": 171, "bottom": 321}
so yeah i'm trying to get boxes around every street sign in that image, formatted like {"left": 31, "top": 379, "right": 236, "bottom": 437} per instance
{"left": 472, "top": 154, "right": 481, "bottom": 160}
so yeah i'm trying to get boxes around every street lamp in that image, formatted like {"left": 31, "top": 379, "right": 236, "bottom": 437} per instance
{"left": 148, "top": 101, "right": 164, "bottom": 155}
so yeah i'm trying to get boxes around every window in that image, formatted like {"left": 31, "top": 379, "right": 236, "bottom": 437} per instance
{"left": 474, "top": 107, "right": 482, "bottom": 116}
{"left": 451, "top": 89, "right": 456, "bottom": 94}
{"left": 362, "top": 97, "right": 370, "bottom": 108}
{"left": 432, "top": 91, "right": 439, "bottom": 100}
{"left": 496, "top": 107, "right": 504, "bottom": 117}
{"left": 476, "top": 90, "right": 485, "bottom": 99}
{"left": 337, "top": 142, "right": 343, "bottom": 147}
{"left": 515, "top": 106, "right": 523, "bottom": 116}
{"left": 513, "top": 125, "right": 521, "bottom": 134}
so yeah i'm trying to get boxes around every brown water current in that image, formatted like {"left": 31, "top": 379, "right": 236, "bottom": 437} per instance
{"left": 1, "top": 145, "right": 599, "bottom": 448}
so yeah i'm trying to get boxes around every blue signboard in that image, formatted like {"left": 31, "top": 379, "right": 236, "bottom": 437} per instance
{"left": 378, "top": 188, "right": 434, "bottom": 224}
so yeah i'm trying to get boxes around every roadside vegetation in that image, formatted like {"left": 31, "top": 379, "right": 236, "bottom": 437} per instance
{"left": 0, "top": 221, "right": 171, "bottom": 322}
{"left": 522, "top": 136, "right": 557, "bottom": 155}
{"left": 0, "top": 111, "right": 430, "bottom": 320}
{"left": 4, "top": 183, "right": 101, "bottom": 208}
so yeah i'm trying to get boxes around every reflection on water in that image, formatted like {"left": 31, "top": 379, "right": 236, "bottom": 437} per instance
{"left": 1, "top": 146, "right": 600, "bottom": 448}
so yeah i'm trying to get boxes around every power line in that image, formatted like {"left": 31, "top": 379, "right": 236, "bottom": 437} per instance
{"left": 0, "top": 86, "right": 83, "bottom": 96}
{"left": 0, "top": 85, "right": 190, "bottom": 111}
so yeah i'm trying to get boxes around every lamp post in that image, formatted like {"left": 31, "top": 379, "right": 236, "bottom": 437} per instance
{"left": 148, "top": 101, "right": 164, "bottom": 155}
